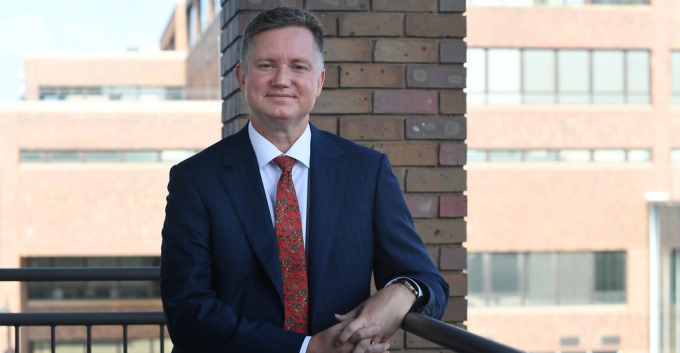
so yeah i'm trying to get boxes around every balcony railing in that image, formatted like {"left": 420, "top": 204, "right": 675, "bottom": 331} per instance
{"left": 0, "top": 267, "right": 525, "bottom": 353}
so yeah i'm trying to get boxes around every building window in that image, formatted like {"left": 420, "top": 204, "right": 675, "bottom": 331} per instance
{"left": 672, "top": 149, "right": 680, "bottom": 163}
{"left": 671, "top": 52, "right": 680, "bottom": 104}
{"left": 467, "top": 148, "right": 651, "bottom": 163}
{"left": 200, "top": 0, "right": 210, "bottom": 31}
{"left": 468, "top": 251, "right": 626, "bottom": 307}
{"left": 188, "top": 4, "right": 198, "bottom": 47}
{"left": 467, "top": 48, "right": 650, "bottom": 105}
{"left": 468, "top": 0, "right": 648, "bottom": 6}
{"left": 20, "top": 149, "right": 198, "bottom": 164}
{"left": 38, "top": 86, "right": 219, "bottom": 101}
{"left": 25, "top": 257, "right": 160, "bottom": 301}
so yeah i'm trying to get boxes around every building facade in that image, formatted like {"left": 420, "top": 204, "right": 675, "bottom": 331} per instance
{"left": 465, "top": 0, "right": 680, "bottom": 352}
{"left": 0, "top": 1, "right": 222, "bottom": 351}
{"left": 0, "top": 0, "right": 467, "bottom": 352}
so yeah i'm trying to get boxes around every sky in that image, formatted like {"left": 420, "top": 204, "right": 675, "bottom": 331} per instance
{"left": 0, "top": 0, "right": 179, "bottom": 101}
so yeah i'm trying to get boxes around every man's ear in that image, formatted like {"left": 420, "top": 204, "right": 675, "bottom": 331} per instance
{"left": 235, "top": 63, "right": 246, "bottom": 92}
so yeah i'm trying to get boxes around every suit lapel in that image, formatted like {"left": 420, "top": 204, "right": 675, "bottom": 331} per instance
{"left": 306, "top": 126, "right": 347, "bottom": 316}
{"left": 218, "top": 127, "right": 284, "bottom": 301}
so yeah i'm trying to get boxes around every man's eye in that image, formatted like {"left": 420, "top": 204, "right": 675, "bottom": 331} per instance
{"left": 258, "top": 63, "right": 273, "bottom": 69}
{"left": 293, "top": 65, "right": 308, "bottom": 71}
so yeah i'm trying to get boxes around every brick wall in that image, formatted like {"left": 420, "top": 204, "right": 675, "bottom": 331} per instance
{"left": 218, "top": 1, "right": 467, "bottom": 351}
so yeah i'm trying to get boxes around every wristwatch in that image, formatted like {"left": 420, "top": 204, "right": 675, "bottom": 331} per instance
{"left": 394, "top": 278, "right": 419, "bottom": 299}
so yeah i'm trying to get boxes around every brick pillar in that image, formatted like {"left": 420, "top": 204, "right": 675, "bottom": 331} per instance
{"left": 218, "top": 0, "right": 467, "bottom": 350}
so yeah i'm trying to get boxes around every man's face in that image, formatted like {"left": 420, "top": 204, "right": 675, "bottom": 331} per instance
{"left": 236, "top": 26, "right": 325, "bottom": 138}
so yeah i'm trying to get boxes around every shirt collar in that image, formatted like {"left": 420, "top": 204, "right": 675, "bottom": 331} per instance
{"left": 248, "top": 121, "right": 311, "bottom": 169}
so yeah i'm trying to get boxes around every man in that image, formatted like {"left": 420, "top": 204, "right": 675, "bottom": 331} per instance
{"left": 160, "top": 7, "right": 448, "bottom": 353}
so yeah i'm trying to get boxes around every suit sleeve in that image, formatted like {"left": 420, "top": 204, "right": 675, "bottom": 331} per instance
{"left": 160, "top": 165, "right": 306, "bottom": 353}
{"left": 371, "top": 154, "right": 450, "bottom": 318}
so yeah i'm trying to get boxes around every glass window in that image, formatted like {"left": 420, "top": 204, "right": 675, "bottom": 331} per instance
{"left": 86, "top": 151, "right": 120, "bottom": 163}
{"left": 466, "top": 48, "right": 487, "bottom": 105}
{"left": 489, "top": 253, "right": 520, "bottom": 306}
{"left": 487, "top": 48, "right": 521, "bottom": 104}
{"left": 467, "top": 149, "right": 487, "bottom": 162}
{"left": 558, "top": 50, "right": 590, "bottom": 104}
{"left": 559, "top": 149, "right": 591, "bottom": 162}
{"left": 25, "top": 257, "right": 161, "bottom": 301}
{"left": 627, "top": 50, "right": 650, "bottom": 104}
{"left": 672, "top": 52, "right": 680, "bottom": 104}
{"left": 214, "top": 0, "right": 221, "bottom": 12}
{"left": 594, "top": 252, "right": 626, "bottom": 303}
{"left": 124, "top": 151, "right": 159, "bottom": 163}
{"left": 161, "top": 150, "right": 195, "bottom": 163}
{"left": 188, "top": 5, "right": 198, "bottom": 47}
{"left": 524, "top": 149, "right": 557, "bottom": 162}
{"left": 559, "top": 252, "right": 592, "bottom": 304}
{"left": 593, "top": 149, "right": 626, "bottom": 162}
{"left": 139, "top": 87, "right": 165, "bottom": 101}
{"left": 525, "top": 253, "right": 556, "bottom": 305}
{"left": 467, "top": 253, "right": 487, "bottom": 306}
{"left": 523, "top": 49, "right": 556, "bottom": 104}
{"left": 86, "top": 257, "right": 118, "bottom": 299}
{"left": 672, "top": 149, "right": 680, "bottom": 162}
{"left": 628, "top": 149, "right": 651, "bottom": 162}
{"left": 49, "top": 151, "right": 82, "bottom": 162}
{"left": 488, "top": 150, "right": 522, "bottom": 162}
{"left": 592, "top": 51, "right": 624, "bottom": 104}
{"left": 20, "top": 151, "right": 45, "bottom": 162}
{"left": 200, "top": 0, "right": 210, "bottom": 31}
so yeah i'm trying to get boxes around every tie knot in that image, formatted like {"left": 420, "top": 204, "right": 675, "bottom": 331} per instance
{"left": 273, "top": 155, "right": 295, "bottom": 173}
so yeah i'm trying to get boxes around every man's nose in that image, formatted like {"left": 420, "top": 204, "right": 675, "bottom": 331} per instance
{"left": 272, "top": 67, "right": 292, "bottom": 87}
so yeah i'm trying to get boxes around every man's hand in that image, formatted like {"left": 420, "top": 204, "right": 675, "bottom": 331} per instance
{"left": 333, "top": 283, "right": 416, "bottom": 351}
{"left": 307, "top": 319, "right": 389, "bottom": 353}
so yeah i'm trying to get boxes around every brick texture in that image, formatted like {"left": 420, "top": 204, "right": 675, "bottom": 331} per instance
{"left": 339, "top": 13, "right": 403, "bottom": 37}
{"left": 374, "top": 90, "right": 438, "bottom": 114}
{"left": 407, "top": 65, "right": 465, "bottom": 89}
{"left": 440, "top": 194, "right": 467, "bottom": 218}
{"left": 415, "top": 219, "right": 466, "bottom": 244}
{"left": 375, "top": 39, "right": 438, "bottom": 63}
{"left": 372, "top": 0, "right": 437, "bottom": 12}
{"left": 405, "top": 116, "right": 466, "bottom": 140}
{"left": 339, "top": 116, "right": 402, "bottom": 141}
{"left": 306, "top": 0, "right": 370, "bottom": 11}
{"left": 373, "top": 143, "right": 438, "bottom": 166}
{"left": 219, "top": 0, "right": 468, "bottom": 339}
{"left": 340, "top": 64, "right": 404, "bottom": 88}
{"left": 405, "top": 14, "right": 466, "bottom": 38}
{"left": 439, "top": 143, "right": 467, "bottom": 166}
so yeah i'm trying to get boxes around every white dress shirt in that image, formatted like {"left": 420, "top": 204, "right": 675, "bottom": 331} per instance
{"left": 248, "top": 122, "right": 310, "bottom": 245}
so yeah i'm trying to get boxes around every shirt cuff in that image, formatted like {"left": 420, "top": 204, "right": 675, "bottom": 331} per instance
{"left": 385, "top": 277, "right": 423, "bottom": 300}
{"left": 300, "top": 336, "right": 311, "bottom": 353}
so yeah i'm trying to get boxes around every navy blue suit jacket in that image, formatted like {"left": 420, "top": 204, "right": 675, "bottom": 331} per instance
{"left": 160, "top": 124, "right": 449, "bottom": 353}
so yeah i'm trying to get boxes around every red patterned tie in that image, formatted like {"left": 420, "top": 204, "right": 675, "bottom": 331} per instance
{"left": 273, "top": 155, "right": 309, "bottom": 334}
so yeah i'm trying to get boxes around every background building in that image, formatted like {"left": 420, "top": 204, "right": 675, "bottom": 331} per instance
{"left": 0, "top": 1, "right": 221, "bottom": 351}
{"left": 464, "top": 0, "right": 680, "bottom": 352}
{"left": 0, "top": 0, "right": 467, "bottom": 352}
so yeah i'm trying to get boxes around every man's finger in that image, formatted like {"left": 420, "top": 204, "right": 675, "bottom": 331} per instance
{"left": 352, "top": 338, "right": 389, "bottom": 353}
{"left": 334, "top": 319, "right": 369, "bottom": 347}
{"left": 349, "top": 326, "right": 382, "bottom": 344}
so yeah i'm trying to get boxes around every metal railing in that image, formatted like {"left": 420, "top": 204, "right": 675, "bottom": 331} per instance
{"left": 0, "top": 267, "right": 525, "bottom": 353}
{"left": 0, "top": 267, "right": 165, "bottom": 353}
